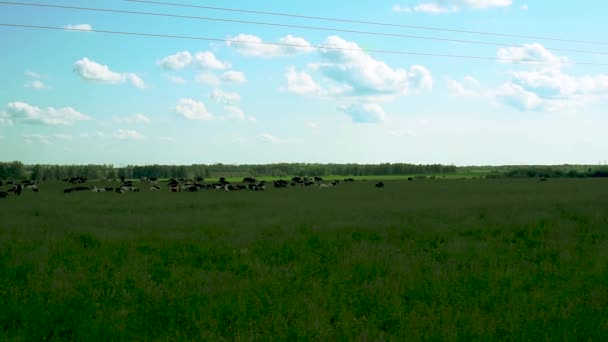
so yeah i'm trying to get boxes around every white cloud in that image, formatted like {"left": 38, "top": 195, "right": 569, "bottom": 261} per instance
{"left": 497, "top": 43, "right": 568, "bottom": 65}
{"left": 174, "top": 98, "right": 214, "bottom": 121}
{"left": 312, "top": 36, "right": 432, "bottom": 97}
{"left": 25, "top": 70, "right": 42, "bottom": 78}
{"left": 195, "top": 72, "right": 221, "bottom": 86}
{"left": 3, "top": 102, "right": 90, "bottom": 126}
{"left": 114, "top": 129, "right": 144, "bottom": 140}
{"left": 284, "top": 67, "right": 321, "bottom": 95}
{"left": 497, "top": 67, "right": 608, "bottom": 111}
{"left": 25, "top": 80, "right": 49, "bottom": 89}
{"left": 393, "top": 0, "right": 511, "bottom": 14}
{"left": 221, "top": 70, "right": 247, "bottom": 84}
{"left": 392, "top": 5, "right": 412, "bottom": 12}
{"left": 224, "top": 105, "right": 246, "bottom": 120}
{"left": 446, "top": 76, "right": 481, "bottom": 96}
{"left": 497, "top": 82, "right": 546, "bottom": 111}
{"left": 0, "top": 111, "right": 12, "bottom": 126}
{"left": 159, "top": 51, "right": 193, "bottom": 70}
{"left": 414, "top": 3, "right": 455, "bottom": 13}
{"left": 258, "top": 133, "right": 280, "bottom": 143}
{"left": 113, "top": 113, "right": 151, "bottom": 124}
{"left": 227, "top": 34, "right": 312, "bottom": 58}
{"left": 520, "top": 4, "right": 528, "bottom": 10}
{"left": 159, "top": 136, "right": 176, "bottom": 142}
{"left": 54, "top": 134, "right": 73, "bottom": 141}
{"left": 73, "top": 58, "right": 146, "bottom": 89}
{"left": 158, "top": 51, "right": 230, "bottom": 70}
{"left": 210, "top": 89, "right": 241, "bottom": 104}
{"left": 63, "top": 24, "right": 93, "bottom": 31}
{"left": 23, "top": 134, "right": 53, "bottom": 145}
{"left": 339, "top": 103, "right": 388, "bottom": 123}
{"left": 193, "top": 52, "right": 231, "bottom": 69}
{"left": 166, "top": 75, "right": 187, "bottom": 84}
{"left": 196, "top": 71, "right": 246, "bottom": 86}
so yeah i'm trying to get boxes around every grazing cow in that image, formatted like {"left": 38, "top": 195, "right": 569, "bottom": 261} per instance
{"left": 105, "top": 187, "right": 114, "bottom": 192}
{"left": 0, "top": 191, "right": 8, "bottom": 198}
{"left": 64, "top": 188, "right": 74, "bottom": 193}
{"left": 91, "top": 186, "right": 105, "bottom": 193}
{"left": 331, "top": 180, "right": 339, "bottom": 186}
{"left": 344, "top": 178, "right": 355, "bottom": 182}
{"left": 408, "top": 177, "right": 414, "bottom": 181}
{"left": 375, "top": 181, "right": 384, "bottom": 188}
{"left": 243, "top": 177, "right": 256, "bottom": 183}
{"left": 14, "top": 184, "right": 23, "bottom": 196}
{"left": 150, "top": 185, "right": 160, "bottom": 191}
{"left": 540, "top": 178, "right": 548, "bottom": 182}
{"left": 314, "top": 176, "right": 323, "bottom": 183}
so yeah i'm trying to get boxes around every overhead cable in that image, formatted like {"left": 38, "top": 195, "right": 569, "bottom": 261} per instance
{"left": 1, "top": 23, "right": 607, "bottom": 66}
{"left": 125, "top": 0, "right": 608, "bottom": 46}
{"left": 1, "top": 1, "right": 608, "bottom": 56}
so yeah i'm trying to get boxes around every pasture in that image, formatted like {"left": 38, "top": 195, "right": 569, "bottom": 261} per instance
{"left": 1, "top": 178, "right": 608, "bottom": 340}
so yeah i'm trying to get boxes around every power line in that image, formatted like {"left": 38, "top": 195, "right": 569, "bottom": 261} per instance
{"left": 124, "top": 0, "right": 608, "bottom": 46}
{"left": 2, "top": 23, "right": 607, "bottom": 66}
{"left": 2, "top": 1, "right": 608, "bottom": 57}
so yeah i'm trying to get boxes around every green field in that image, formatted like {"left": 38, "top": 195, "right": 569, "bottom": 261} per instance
{"left": 1, "top": 178, "right": 608, "bottom": 340}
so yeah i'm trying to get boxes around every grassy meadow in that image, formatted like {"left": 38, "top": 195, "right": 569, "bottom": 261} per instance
{"left": 1, "top": 178, "right": 608, "bottom": 340}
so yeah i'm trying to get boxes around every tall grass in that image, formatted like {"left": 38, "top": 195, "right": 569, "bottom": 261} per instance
{"left": 1, "top": 178, "right": 607, "bottom": 340}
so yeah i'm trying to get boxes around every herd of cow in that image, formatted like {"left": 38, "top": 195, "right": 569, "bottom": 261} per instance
{"left": 0, "top": 180, "right": 39, "bottom": 198}
{"left": 0, "top": 176, "right": 393, "bottom": 199}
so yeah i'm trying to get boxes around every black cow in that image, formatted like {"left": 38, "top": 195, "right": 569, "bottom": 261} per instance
{"left": 408, "top": 177, "right": 413, "bottom": 181}
{"left": 314, "top": 176, "right": 323, "bottom": 182}
{"left": 14, "top": 184, "right": 23, "bottom": 196}
{"left": 375, "top": 182, "right": 384, "bottom": 188}
{"left": 243, "top": 177, "right": 256, "bottom": 183}
{"left": 0, "top": 191, "right": 8, "bottom": 198}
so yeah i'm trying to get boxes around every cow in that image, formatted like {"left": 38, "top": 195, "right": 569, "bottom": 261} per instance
{"left": 150, "top": 185, "right": 160, "bottom": 191}
{"left": 0, "top": 180, "right": 3, "bottom": 187}
{"left": 314, "top": 176, "right": 323, "bottom": 183}
{"left": 14, "top": 184, "right": 23, "bottom": 196}
{"left": 243, "top": 177, "right": 256, "bottom": 183}
{"left": 375, "top": 182, "right": 384, "bottom": 188}
{"left": 408, "top": 177, "right": 414, "bottom": 181}
{"left": 0, "top": 191, "right": 8, "bottom": 198}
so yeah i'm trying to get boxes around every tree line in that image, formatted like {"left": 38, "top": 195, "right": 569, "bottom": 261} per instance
{"left": 0, "top": 161, "right": 457, "bottom": 180}
{"left": 3, "top": 161, "right": 606, "bottom": 181}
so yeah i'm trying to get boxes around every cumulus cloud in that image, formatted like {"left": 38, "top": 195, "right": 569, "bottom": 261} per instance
{"left": 158, "top": 51, "right": 230, "bottom": 70}
{"left": 25, "top": 70, "right": 42, "bottom": 78}
{"left": 114, "top": 129, "right": 144, "bottom": 140}
{"left": 211, "top": 89, "right": 241, "bottom": 104}
{"left": 284, "top": 67, "right": 321, "bottom": 95}
{"left": 25, "top": 80, "right": 49, "bottom": 89}
{"left": 339, "top": 103, "right": 388, "bottom": 123}
{"left": 497, "top": 67, "right": 608, "bottom": 111}
{"left": 393, "top": 0, "right": 511, "bottom": 13}
{"left": 311, "top": 36, "right": 432, "bottom": 97}
{"left": 174, "top": 98, "right": 214, "bottom": 121}
{"left": 221, "top": 70, "right": 247, "bottom": 84}
{"left": 446, "top": 76, "right": 481, "bottom": 96}
{"left": 113, "top": 113, "right": 151, "bottom": 124}
{"left": 3, "top": 101, "right": 90, "bottom": 126}
{"left": 63, "top": 24, "right": 93, "bottom": 31}
{"left": 497, "top": 43, "right": 568, "bottom": 65}
{"left": 224, "top": 106, "right": 246, "bottom": 120}
{"left": 196, "top": 71, "right": 247, "bottom": 86}
{"left": 227, "top": 34, "right": 313, "bottom": 58}
{"left": 73, "top": 58, "right": 146, "bottom": 89}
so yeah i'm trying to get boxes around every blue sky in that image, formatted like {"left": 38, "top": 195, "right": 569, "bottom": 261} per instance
{"left": 1, "top": 0, "right": 607, "bottom": 165}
